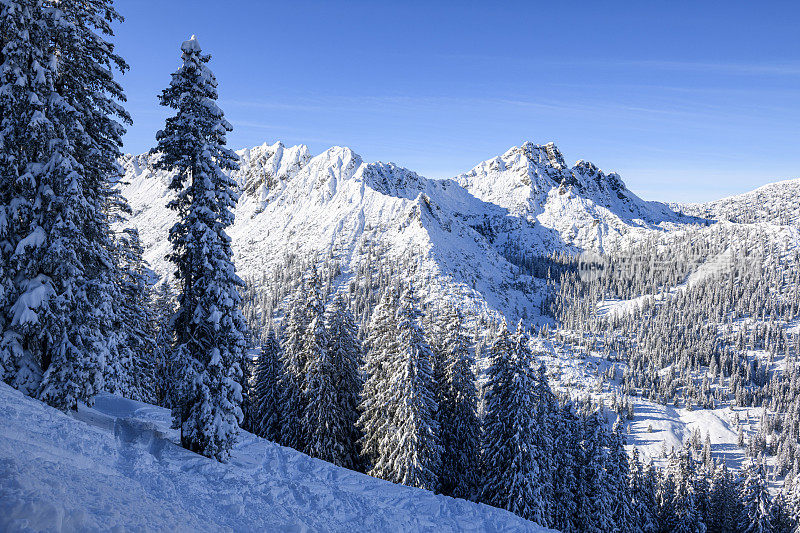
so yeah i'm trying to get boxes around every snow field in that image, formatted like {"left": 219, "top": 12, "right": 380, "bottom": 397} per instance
{"left": 0, "top": 383, "right": 549, "bottom": 532}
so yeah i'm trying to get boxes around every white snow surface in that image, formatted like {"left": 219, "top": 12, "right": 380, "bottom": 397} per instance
{"left": 454, "top": 142, "right": 690, "bottom": 253}
{"left": 677, "top": 177, "right": 800, "bottom": 228}
{"left": 538, "top": 346, "right": 763, "bottom": 472}
{"left": 119, "top": 140, "right": 692, "bottom": 323}
{"left": 0, "top": 383, "right": 549, "bottom": 532}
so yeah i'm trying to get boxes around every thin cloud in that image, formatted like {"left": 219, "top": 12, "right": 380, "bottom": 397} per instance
{"left": 436, "top": 53, "right": 800, "bottom": 76}
{"left": 611, "top": 59, "right": 800, "bottom": 76}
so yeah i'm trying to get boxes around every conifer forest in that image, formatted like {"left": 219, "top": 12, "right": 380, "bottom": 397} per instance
{"left": 1, "top": 1, "right": 798, "bottom": 531}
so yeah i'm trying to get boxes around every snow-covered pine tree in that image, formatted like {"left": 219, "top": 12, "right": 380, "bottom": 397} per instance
{"left": 709, "top": 461, "right": 738, "bottom": 533}
{"left": 369, "top": 283, "right": 441, "bottom": 490}
{"left": 552, "top": 401, "right": 580, "bottom": 532}
{"left": 575, "top": 409, "right": 615, "bottom": 533}
{"left": 357, "top": 289, "right": 398, "bottom": 469}
{"left": 431, "top": 305, "right": 480, "bottom": 499}
{"left": 44, "top": 0, "right": 130, "bottom": 409}
{"left": 629, "top": 449, "right": 659, "bottom": 533}
{"left": 317, "top": 292, "right": 362, "bottom": 470}
{"left": 670, "top": 445, "right": 705, "bottom": 533}
{"left": 0, "top": 0, "right": 54, "bottom": 394}
{"left": 151, "top": 280, "right": 177, "bottom": 407}
{"left": 252, "top": 327, "right": 282, "bottom": 441}
{"left": 480, "top": 320, "right": 543, "bottom": 523}
{"left": 607, "top": 419, "right": 636, "bottom": 531}
{"left": 769, "top": 493, "right": 792, "bottom": 533}
{"left": 532, "top": 359, "right": 557, "bottom": 524}
{"left": 301, "top": 272, "right": 334, "bottom": 459}
{"left": 152, "top": 36, "right": 246, "bottom": 462}
{"left": 107, "top": 227, "right": 157, "bottom": 402}
{"left": 238, "top": 348, "right": 255, "bottom": 433}
{"left": 0, "top": 0, "right": 128, "bottom": 410}
{"left": 658, "top": 453, "right": 679, "bottom": 530}
{"left": 278, "top": 272, "right": 311, "bottom": 450}
{"left": 738, "top": 460, "right": 776, "bottom": 533}
{"left": 694, "top": 458, "right": 712, "bottom": 530}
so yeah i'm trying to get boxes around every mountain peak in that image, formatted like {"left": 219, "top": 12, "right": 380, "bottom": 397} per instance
{"left": 510, "top": 141, "right": 567, "bottom": 170}
{"left": 117, "top": 138, "right": 693, "bottom": 324}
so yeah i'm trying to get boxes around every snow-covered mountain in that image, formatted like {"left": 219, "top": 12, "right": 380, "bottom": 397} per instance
{"left": 119, "top": 141, "right": 691, "bottom": 322}
{"left": 455, "top": 142, "right": 690, "bottom": 252}
{"left": 0, "top": 382, "right": 547, "bottom": 532}
{"left": 675, "top": 177, "right": 800, "bottom": 228}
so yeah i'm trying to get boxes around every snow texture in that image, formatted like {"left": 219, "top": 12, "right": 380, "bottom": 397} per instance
{"left": 677, "top": 177, "right": 800, "bottom": 228}
{"left": 0, "top": 382, "right": 550, "bottom": 532}
{"left": 537, "top": 341, "right": 766, "bottom": 472}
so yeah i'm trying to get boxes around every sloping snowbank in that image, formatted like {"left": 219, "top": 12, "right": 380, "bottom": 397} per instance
{"left": 0, "top": 383, "right": 548, "bottom": 532}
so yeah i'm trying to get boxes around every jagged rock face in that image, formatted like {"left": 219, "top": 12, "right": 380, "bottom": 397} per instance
{"left": 237, "top": 142, "right": 312, "bottom": 199}
{"left": 118, "top": 141, "right": 690, "bottom": 322}
{"left": 455, "top": 142, "right": 685, "bottom": 252}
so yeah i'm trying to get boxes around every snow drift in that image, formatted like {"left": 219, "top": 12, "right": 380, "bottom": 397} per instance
{"left": 0, "top": 383, "right": 549, "bottom": 532}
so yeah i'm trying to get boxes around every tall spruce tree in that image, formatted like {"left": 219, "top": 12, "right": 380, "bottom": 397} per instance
{"left": 738, "top": 460, "right": 775, "bottom": 533}
{"left": 630, "top": 449, "right": 660, "bottom": 533}
{"left": 695, "top": 461, "right": 712, "bottom": 531}
{"left": 357, "top": 289, "right": 398, "bottom": 469}
{"left": 709, "top": 462, "right": 738, "bottom": 533}
{"left": 0, "top": 0, "right": 57, "bottom": 395}
{"left": 480, "top": 320, "right": 543, "bottom": 522}
{"left": 301, "top": 273, "right": 334, "bottom": 459}
{"left": 238, "top": 346, "right": 255, "bottom": 433}
{"left": 107, "top": 227, "right": 156, "bottom": 402}
{"left": 367, "top": 283, "right": 441, "bottom": 490}
{"left": 317, "top": 292, "right": 362, "bottom": 470}
{"left": 152, "top": 36, "right": 246, "bottom": 462}
{"left": 431, "top": 305, "right": 480, "bottom": 499}
{"left": 151, "top": 280, "right": 177, "bottom": 407}
{"left": 532, "top": 359, "right": 557, "bottom": 524}
{"left": 576, "top": 409, "right": 615, "bottom": 532}
{"left": 670, "top": 446, "right": 705, "bottom": 533}
{"left": 0, "top": 0, "right": 129, "bottom": 410}
{"left": 252, "top": 328, "right": 282, "bottom": 442}
{"left": 278, "top": 273, "right": 311, "bottom": 450}
{"left": 552, "top": 401, "right": 580, "bottom": 532}
{"left": 768, "top": 493, "right": 792, "bottom": 533}
{"left": 658, "top": 453, "right": 680, "bottom": 531}
{"left": 608, "top": 420, "right": 636, "bottom": 531}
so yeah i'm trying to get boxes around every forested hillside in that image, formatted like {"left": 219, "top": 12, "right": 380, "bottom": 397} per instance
{"left": 1, "top": 0, "right": 797, "bottom": 530}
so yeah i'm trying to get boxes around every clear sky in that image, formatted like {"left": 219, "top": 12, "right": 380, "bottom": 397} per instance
{"left": 114, "top": 1, "right": 799, "bottom": 203}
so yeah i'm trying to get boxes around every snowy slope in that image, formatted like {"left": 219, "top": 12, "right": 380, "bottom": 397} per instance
{"left": 676, "top": 177, "right": 800, "bottom": 228}
{"left": 538, "top": 345, "right": 763, "bottom": 470}
{"left": 119, "top": 141, "right": 690, "bottom": 322}
{"left": 0, "top": 383, "right": 549, "bottom": 532}
{"left": 455, "top": 142, "right": 692, "bottom": 253}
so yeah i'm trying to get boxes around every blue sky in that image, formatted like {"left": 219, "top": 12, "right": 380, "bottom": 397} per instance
{"left": 114, "top": 1, "right": 799, "bottom": 202}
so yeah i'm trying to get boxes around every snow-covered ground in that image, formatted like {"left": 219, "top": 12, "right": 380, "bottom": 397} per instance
{"left": 626, "top": 399, "right": 760, "bottom": 469}
{"left": 677, "top": 177, "right": 800, "bottom": 228}
{"left": 539, "top": 346, "right": 762, "bottom": 470}
{"left": 0, "top": 383, "right": 548, "bottom": 532}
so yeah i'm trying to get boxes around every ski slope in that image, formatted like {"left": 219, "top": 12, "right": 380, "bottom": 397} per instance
{"left": 0, "top": 383, "right": 548, "bottom": 532}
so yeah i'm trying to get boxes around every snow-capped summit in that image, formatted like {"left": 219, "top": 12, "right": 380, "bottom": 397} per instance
{"left": 455, "top": 142, "right": 687, "bottom": 251}
{"left": 119, "top": 141, "right": 694, "bottom": 322}
{"left": 236, "top": 141, "right": 311, "bottom": 198}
